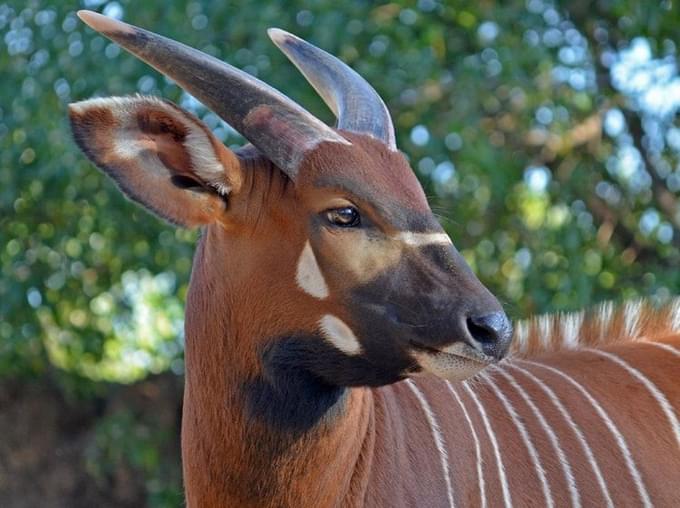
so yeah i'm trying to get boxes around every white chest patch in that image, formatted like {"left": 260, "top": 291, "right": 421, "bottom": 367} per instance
{"left": 296, "top": 241, "right": 329, "bottom": 299}
{"left": 319, "top": 314, "right": 362, "bottom": 355}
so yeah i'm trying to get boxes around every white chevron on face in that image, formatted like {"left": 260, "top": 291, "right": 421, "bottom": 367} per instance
{"left": 296, "top": 241, "right": 329, "bottom": 299}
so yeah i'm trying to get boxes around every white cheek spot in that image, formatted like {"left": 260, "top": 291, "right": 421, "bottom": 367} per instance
{"left": 396, "top": 231, "right": 453, "bottom": 247}
{"left": 319, "top": 314, "right": 362, "bottom": 355}
{"left": 296, "top": 241, "right": 329, "bottom": 299}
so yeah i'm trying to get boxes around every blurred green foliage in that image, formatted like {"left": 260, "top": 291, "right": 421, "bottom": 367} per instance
{"left": 2, "top": 0, "right": 679, "bottom": 505}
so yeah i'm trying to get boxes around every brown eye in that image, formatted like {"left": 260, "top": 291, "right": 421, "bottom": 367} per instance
{"left": 326, "top": 206, "right": 361, "bottom": 227}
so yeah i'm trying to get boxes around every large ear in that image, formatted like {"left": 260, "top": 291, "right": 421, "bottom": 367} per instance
{"left": 69, "top": 95, "right": 242, "bottom": 227}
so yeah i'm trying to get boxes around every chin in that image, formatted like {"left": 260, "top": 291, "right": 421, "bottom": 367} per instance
{"left": 412, "top": 347, "right": 494, "bottom": 382}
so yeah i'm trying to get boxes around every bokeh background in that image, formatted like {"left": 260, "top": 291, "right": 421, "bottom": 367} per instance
{"left": 1, "top": 0, "right": 679, "bottom": 506}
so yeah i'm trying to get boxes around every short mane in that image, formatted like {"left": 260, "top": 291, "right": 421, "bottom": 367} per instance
{"left": 510, "top": 297, "right": 680, "bottom": 358}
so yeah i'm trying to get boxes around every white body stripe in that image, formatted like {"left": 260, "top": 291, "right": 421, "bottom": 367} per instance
{"left": 296, "top": 241, "right": 329, "bottom": 299}
{"left": 406, "top": 380, "right": 455, "bottom": 508}
{"left": 491, "top": 366, "right": 579, "bottom": 508}
{"left": 650, "top": 341, "right": 680, "bottom": 358}
{"left": 508, "top": 364, "right": 614, "bottom": 508}
{"left": 480, "top": 371, "right": 554, "bottom": 508}
{"left": 522, "top": 360, "right": 653, "bottom": 508}
{"left": 586, "top": 348, "right": 680, "bottom": 448}
{"left": 318, "top": 314, "right": 361, "bottom": 355}
{"left": 446, "top": 381, "right": 486, "bottom": 508}
{"left": 463, "top": 381, "right": 513, "bottom": 508}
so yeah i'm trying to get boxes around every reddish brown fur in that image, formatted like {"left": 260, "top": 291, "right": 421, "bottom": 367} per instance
{"left": 298, "top": 133, "right": 432, "bottom": 220}
{"left": 180, "top": 201, "right": 680, "bottom": 506}
{"left": 181, "top": 173, "right": 364, "bottom": 507}
{"left": 507, "top": 336, "right": 680, "bottom": 506}
{"left": 182, "top": 198, "right": 680, "bottom": 507}
{"left": 71, "top": 97, "right": 680, "bottom": 507}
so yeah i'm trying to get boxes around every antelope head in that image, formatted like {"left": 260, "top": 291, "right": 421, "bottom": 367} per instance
{"left": 69, "top": 12, "right": 512, "bottom": 394}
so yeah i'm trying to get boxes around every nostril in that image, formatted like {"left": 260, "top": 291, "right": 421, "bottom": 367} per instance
{"left": 466, "top": 312, "right": 513, "bottom": 358}
{"left": 466, "top": 317, "right": 497, "bottom": 343}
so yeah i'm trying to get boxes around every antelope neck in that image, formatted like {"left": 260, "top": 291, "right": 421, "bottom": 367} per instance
{"left": 182, "top": 236, "right": 376, "bottom": 507}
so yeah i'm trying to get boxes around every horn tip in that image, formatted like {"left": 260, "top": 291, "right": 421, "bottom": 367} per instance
{"left": 77, "top": 10, "right": 133, "bottom": 35}
{"left": 267, "top": 28, "right": 298, "bottom": 48}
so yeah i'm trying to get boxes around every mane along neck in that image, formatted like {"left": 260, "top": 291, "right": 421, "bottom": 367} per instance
{"left": 511, "top": 297, "right": 680, "bottom": 358}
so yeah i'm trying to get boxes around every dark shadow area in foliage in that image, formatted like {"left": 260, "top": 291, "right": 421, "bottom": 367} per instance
{"left": 0, "top": 374, "right": 183, "bottom": 508}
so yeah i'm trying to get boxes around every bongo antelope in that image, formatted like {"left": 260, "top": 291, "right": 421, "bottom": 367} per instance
{"left": 70, "top": 11, "right": 680, "bottom": 507}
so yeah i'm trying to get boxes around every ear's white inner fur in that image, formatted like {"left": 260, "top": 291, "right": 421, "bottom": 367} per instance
{"left": 75, "top": 96, "right": 231, "bottom": 194}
